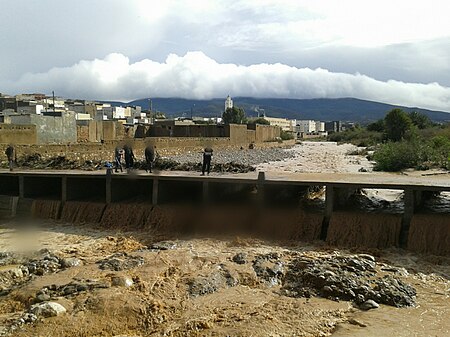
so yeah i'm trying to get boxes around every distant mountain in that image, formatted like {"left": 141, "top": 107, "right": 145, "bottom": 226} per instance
{"left": 105, "top": 97, "right": 450, "bottom": 123}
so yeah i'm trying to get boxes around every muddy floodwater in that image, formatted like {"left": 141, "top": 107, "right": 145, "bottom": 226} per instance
{"left": 0, "top": 142, "right": 449, "bottom": 336}
{"left": 0, "top": 221, "right": 449, "bottom": 337}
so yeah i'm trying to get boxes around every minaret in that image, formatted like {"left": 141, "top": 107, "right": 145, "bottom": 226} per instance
{"left": 225, "top": 95, "right": 233, "bottom": 111}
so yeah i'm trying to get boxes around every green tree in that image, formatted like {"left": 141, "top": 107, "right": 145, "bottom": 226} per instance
{"left": 367, "top": 119, "right": 384, "bottom": 132}
{"left": 222, "top": 107, "right": 246, "bottom": 124}
{"left": 384, "top": 108, "right": 412, "bottom": 142}
{"left": 408, "top": 111, "right": 432, "bottom": 129}
{"left": 250, "top": 117, "right": 270, "bottom": 125}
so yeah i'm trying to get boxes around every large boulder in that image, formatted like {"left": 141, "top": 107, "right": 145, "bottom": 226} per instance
{"left": 30, "top": 302, "right": 67, "bottom": 317}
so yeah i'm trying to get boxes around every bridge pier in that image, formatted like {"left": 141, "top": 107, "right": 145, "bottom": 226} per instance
{"left": 400, "top": 189, "right": 426, "bottom": 248}
{"left": 202, "top": 181, "right": 209, "bottom": 204}
{"left": 321, "top": 185, "right": 359, "bottom": 240}
{"left": 152, "top": 178, "right": 159, "bottom": 205}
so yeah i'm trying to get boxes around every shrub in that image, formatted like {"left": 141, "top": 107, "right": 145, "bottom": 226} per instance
{"left": 280, "top": 130, "right": 294, "bottom": 140}
{"left": 373, "top": 141, "right": 422, "bottom": 171}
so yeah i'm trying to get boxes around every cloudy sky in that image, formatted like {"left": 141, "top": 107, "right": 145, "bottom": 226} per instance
{"left": 1, "top": 0, "right": 450, "bottom": 111}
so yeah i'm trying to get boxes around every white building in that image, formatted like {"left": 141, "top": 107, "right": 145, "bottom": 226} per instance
{"left": 225, "top": 95, "right": 233, "bottom": 111}
{"left": 315, "top": 121, "right": 325, "bottom": 132}
{"left": 113, "top": 106, "right": 126, "bottom": 119}
{"left": 264, "top": 116, "right": 296, "bottom": 132}
{"left": 75, "top": 113, "right": 91, "bottom": 121}
{"left": 296, "top": 120, "right": 316, "bottom": 133}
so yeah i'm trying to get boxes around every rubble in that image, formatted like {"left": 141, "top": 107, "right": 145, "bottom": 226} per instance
{"left": 97, "top": 253, "right": 144, "bottom": 271}
{"left": 30, "top": 302, "right": 67, "bottom": 318}
{"left": 34, "top": 279, "right": 110, "bottom": 302}
{"left": 282, "top": 254, "right": 416, "bottom": 307}
{"left": 252, "top": 253, "right": 284, "bottom": 286}
{"left": 188, "top": 264, "right": 238, "bottom": 297}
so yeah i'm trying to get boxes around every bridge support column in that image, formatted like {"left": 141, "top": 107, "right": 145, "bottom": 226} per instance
{"left": 321, "top": 185, "right": 335, "bottom": 240}
{"left": 106, "top": 173, "right": 112, "bottom": 204}
{"left": 152, "top": 178, "right": 159, "bottom": 205}
{"left": 61, "top": 177, "right": 67, "bottom": 204}
{"left": 11, "top": 196, "right": 19, "bottom": 217}
{"left": 19, "top": 175, "right": 24, "bottom": 199}
{"left": 202, "top": 181, "right": 209, "bottom": 204}
{"left": 400, "top": 189, "right": 424, "bottom": 248}
{"left": 257, "top": 171, "right": 265, "bottom": 206}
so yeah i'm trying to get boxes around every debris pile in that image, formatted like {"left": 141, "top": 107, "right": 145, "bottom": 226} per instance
{"left": 97, "top": 252, "right": 144, "bottom": 271}
{"left": 282, "top": 254, "right": 416, "bottom": 307}
{"left": 188, "top": 264, "right": 239, "bottom": 297}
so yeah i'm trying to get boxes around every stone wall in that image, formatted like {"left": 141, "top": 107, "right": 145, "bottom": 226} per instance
{"left": 0, "top": 124, "right": 37, "bottom": 144}
{"left": 8, "top": 112, "right": 77, "bottom": 144}
{"left": 0, "top": 137, "right": 294, "bottom": 163}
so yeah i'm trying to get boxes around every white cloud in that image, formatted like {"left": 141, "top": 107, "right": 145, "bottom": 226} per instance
{"left": 1, "top": 0, "right": 450, "bottom": 89}
{"left": 5, "top": 52, "right": 450, "bottom": 112}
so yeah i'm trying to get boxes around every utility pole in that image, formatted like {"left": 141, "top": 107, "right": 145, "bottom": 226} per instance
{"left": 52, "top": 91, "right": 56, "bottom": 113}
{"left": 191, "top": 103, "right": 195, "bottom": 119}
{"left": 148, "top": 98, "right": 154, "bottom": 124}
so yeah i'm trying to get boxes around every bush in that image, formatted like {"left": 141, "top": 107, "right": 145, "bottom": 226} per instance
{"left": 373, "top": 136, "right": 450, "bottom": 171}
{"left": 280, "top": 130, "right": 294, "bottom": 140}
{"left": 373, "top": 141, "right": 422, "bottom": 171}
{"left": 328, "top": 129, "right": 382, "bottom": 146}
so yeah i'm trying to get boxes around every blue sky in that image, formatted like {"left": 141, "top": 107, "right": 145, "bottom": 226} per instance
{"left": 1, "top": 0, "right": 450, "bottom": 111}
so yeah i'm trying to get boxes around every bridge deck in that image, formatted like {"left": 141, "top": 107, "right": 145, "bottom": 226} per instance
{"left": 1, "top": 169, "right": 449, "bottom": 191}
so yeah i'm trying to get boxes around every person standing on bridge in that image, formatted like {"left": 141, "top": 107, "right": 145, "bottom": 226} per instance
{"left": 123, "top": 143, "right": 136, "bottom": 171}
{"left": 114, "top": 146, "right": 124, "bottom": 173}
{"left": 201, "top": 146, "right": 213, "bottom": 176}
{"left": 5, "top": 144, "right": 15, "bottom": 171}
{"left": 145, "top": 144, "right": 155, "bottom": 173}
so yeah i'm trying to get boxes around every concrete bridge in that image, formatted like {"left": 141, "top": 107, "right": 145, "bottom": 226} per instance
{"left": 1, "top": 170, "right": 449, "bottom": 254}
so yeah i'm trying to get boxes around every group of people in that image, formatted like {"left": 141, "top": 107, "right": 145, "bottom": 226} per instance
{"left": 113, "top": 144, "right": 213, "bottom": 175}
{"left": 3, "top": 143, "right": 213, "bottom": 175}
{"left": 114, "top": 144, "right": 155, "bottom": 173}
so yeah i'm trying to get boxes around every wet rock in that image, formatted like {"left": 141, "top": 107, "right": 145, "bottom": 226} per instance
{"left": 25, "top": 253, "right": 63, "bottom": 275}
{"left": 282, "top": 254, "right": 416, "bottom": 307}
{"left": 35, "top": 293, "right": 51, "bottom": 303}
{"left": 22, "top": 313, "right": 38, "bottom": 323}
{"left": 97, "top": 253, "right": 144, "bottom": 271}
{"left": 30, "top": 302, "right": 67, "bottom": 317}
{"left": 111, "top": 275, "right": 134, "bottom": 287}
{"left": 252, "top": 253, "right": 284, "bottom": 286}
{"left": 61, "top": 257, "right": 82, "bottom": 268}
{"left": 358, "top": 254, "right": 376, "bottom": 262}
{"left": 0, "top": 266, "right": 24, "bottom": 279}
{"left": 232, "top": 253, "right": 247, "bottom": 264}
{"left": 35, "top": 279, "right": 110, "bottom": 300}
{"left": 150, "top": 241, "right": 177, "bottom": 250}
{"left": 360, "top": 299, "right": 380, "bottom": 310}
{"left": 348, "top": 318, "right": 367, "bottom": 327}
{"left": 62, "top": 285, "right": 78, "bottom": 295}
{"left": 372, "top": 275, "right": 416, "bottom": 307}
{"left": 188, "top": 265, "right": 238, "bottom": 297}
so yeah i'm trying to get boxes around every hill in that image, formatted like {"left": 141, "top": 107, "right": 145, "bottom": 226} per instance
{"left": 105, "top": 97, "right": 450, "bottom": 123}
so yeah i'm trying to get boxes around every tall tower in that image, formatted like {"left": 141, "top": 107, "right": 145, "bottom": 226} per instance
{"left": 225, "top": 95, "right": 233, "bottom": 111}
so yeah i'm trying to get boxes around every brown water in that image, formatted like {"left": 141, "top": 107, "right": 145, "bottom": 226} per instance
{"left": 1, "top": 221, "right": 449, "bottom": 337}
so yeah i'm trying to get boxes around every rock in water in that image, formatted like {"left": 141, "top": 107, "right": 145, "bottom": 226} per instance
{"left": 111, "top": 275, "right": 134, "bottom": 287}
{"left": 232, "top": 253, "right": 247, "bottom": 264}
{"left": 30, "top": 302, "right": 67, "bottom": 317}
{"left": 61, "top": 257, "right": 82, "bottom": 268}
{"left": 360, "top": 299, "right": 379, "bottom": 310}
